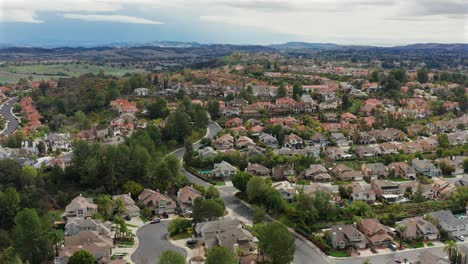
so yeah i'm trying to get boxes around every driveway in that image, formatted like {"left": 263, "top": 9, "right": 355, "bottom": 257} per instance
{"left": 131, "top": 221, "right": 187, "bottom": 264}
{"left": 0, "top": 97, "right": 20, "bottom": 135}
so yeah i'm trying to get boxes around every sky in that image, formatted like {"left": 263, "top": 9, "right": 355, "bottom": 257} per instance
{"left": 0, "top": 0, "right": 467, "bottom": 46}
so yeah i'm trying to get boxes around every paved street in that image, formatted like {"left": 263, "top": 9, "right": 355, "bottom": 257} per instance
{"left": 0, "top": 97, "right": 20, "bottom": 135}
{"left": 131, "top": 221, "right": 187, "bottom": 264}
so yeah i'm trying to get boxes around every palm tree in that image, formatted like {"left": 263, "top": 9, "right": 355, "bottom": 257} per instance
{"left": 444, "top": 240, "right": 459, "bottom": 260}
{"left": 396, "top": 225, "right": 407, "bottom": 250}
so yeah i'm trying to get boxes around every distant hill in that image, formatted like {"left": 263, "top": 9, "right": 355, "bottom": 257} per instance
{"left": 268, "top": 42, "right": 468, "bottom": 52}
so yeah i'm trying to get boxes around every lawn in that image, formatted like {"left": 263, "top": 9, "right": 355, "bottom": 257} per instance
{"left": 328, "top": 251, "right": 350, "bottom": 257}
{"left": 0, "top": 63, "right": 147, "bottom": 84}
{"left": 116, "top": 240, "right": 135, "bottom": 248}
{"left": 388, "top": 177, "right": 412, "bottom": 182}
{"left": 426, "top": 242, "right": 434, "bottom": 247}
{"left": 171, "top": 232, "right": 192, "bottom": 240}
{"left": 215, "top": 181, "right": 226, "bottom": 186}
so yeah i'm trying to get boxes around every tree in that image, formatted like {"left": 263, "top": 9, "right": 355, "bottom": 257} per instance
{"left": 192, "top": 197, "right": 224, "bottom": 223}
{"left": 159, "top": 250, "right": 186, "bottom": 264}
{"left": 13, "top": 208, "right": 51, "bottom": 263}
{"left": 253, "top": 206, "right": 266, "bottom": 224}
{"left": 168, "top": 217, "right": 191, "bottom": 236}
{"left": 255, "top": 222, "right": 295, "bottom": 264}
{"left": 444, "top": 240, "right": 459, "bottom": 260}
{"left": 246, "top": 177, "right": 269, "bottom": 202}
{"left": 207, "top": 100, "right": 221, "bottom": 120}
{"left": 68, "top": 250, "right": 95, "bottom": 264}
{"left": 439, "top": 161, "right": 455, "bottom": 176}
{"left": 277, "top": 83, "right": 287, "bottom": 98}
{"left": 396, "top": 225, "right": 407, "bottom": 249}
{"left": 164, "top": 110, "right": 192, "bottom": 143}
{"left": 122, "top": 181, "right": 144, "bottom": 199}
{"left": 206, "top": 185, "right": 220, "bottom": 199}
{"left": 205, "top": 246, "right": 237, "bottom": 264}
{"left": 341, "top": 94, "right": 352, "bottom": 110}
{"left": 0, "top": 187, "right": 21, "bottom": 229}
{"left": 292, "top": 82, "right": 303, "bottom": 100}
{"left": 232, "top": 172, "right": 252, "bottom": 193}
{"left": 147, "top": 98, "right": 169, "bottom": 119}
{"left": 417, "top": 68, "right": 429, "bottom": 84}
{"left": 412, "top": 185, "right": 425, "bottom": 203}
{"left": 95, "top": 195, "right": 115, "bottom": 220}
{"left": 437, "top": 133, "right": 450, "bottom": 149}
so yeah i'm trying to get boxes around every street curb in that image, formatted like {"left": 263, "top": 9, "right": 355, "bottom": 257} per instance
{"left": 166, "top": 234, "right": 193, "bottom": 262}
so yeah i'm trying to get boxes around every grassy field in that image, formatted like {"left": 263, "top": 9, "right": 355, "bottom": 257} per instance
{"left": 0, "top": 63, "right": 147, "bottom": 84}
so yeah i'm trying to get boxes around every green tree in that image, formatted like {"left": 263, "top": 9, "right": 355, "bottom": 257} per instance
{"left": 95, "top": 195, "right": 115, "bottom": 220}
{"left": 246, "top": 177, "right": 269, "bottom": 202}
{"left": 206, "top": 186, "right": 220, "bottom": 199}
{"left": 159, "top": 250, "right": 186, "bottom": 264}
{"left": 292, "top": 82, "right": 303, "bottom": 100}
{"left": 207, "top": 100, "right": 221, "bottom": 120}
{"left": 277, "top": 83, "right": 287, "bottom": 98}
{"left": 147, "top": 98, "right": 169, "bottom": 119}
{"left": 341, "top": 94, "right": 352, "bottom": 110}
{"left": 437, "top": 133, "right": 450, "bottom": 149}
{"left": 13, "top": 208, "right": 51, "bottom": 263}
{"left": 232, "top": 172, "right": 253, "bottom": 193}
{"left": 0, "top": 187, "right": 21, "bottom": 229}
{"left": 444, "top": 240, "right": 459, "bottom": 260}
{"left": 253, "top": 206, "right": 266, "bottom": 224}
{"left": 192, "top": 197, "right": 224, "bottom": 223}
{"left": 122, "top": 181, "right": 144, "bottom": 199}
{"left": 417, "top": 68, "right": 429, "bottom": 84}
{"left": 164, "top": 110, "right": 192, "bottom": 143}
{"left": 168, "top": 217, "right": 191, "bottom": 236}
{"left": 255, "top": 222, "right": 295, "bottom": 264}
{"left": 205, "top": 246, "right": 237, "bottom": 264}
{"left": 68, "top": 250, "right": 95, "bottom": 264}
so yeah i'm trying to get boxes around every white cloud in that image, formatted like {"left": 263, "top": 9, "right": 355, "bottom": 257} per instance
{"left": 61, "top": 14, "right": 163, "bottom": 25}
{"left": 0, "top": 9, "right": 43, "bottom": 23}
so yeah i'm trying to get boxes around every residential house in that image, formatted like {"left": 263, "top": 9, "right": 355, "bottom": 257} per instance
{"left": 435, "top": 157, "right": 465, "bottom": 175}
{"left": 65, "top": 218, "right": 111, "bottom": 236}
{"left": 246, "top": 163, "right": 271, "bottom": 177}
{"left": 399, "top": 181, "right": 436, "bottom": 200}
{"left": 355, "top": 132, "right": 376, "bottom": 145}
{"left": 133, "top": 87, "right": 150, "bottom": 96}
{"left": 350, "top": 183, "right": 376, "bottom": 204}
{"left": 311, "top": 133, "right": 328, "bottom": 147}
{"left": 198, "top": 146, "right": 218, "bottom": 160}
{"left": 429, "top": 210, "right": 468, "bottom": 237}
{"left": 112, "top": 193, "right": 140, "bottom": 218}
{"left": 225, "top": 117, "right": 243, "bottom": 128}
{"left": 177, "top": 186, "right": 202, "bottom": 215}
{"left": 329, "top": 224, "right": 367, "bottom": 250}
{"left": 325, "top": 147, "right": 353, "bottom": 160}
{"left": 398, "top": 142, "right": 423, "bottom": 154}
{"left": 110, "top": 99, "right": 138, "bottom": 114}
{"left": 272, "top": 181, "right": 297, "bottom": 203}
{"left": 411, "top": 158, "right": 441, "bottom": 177}
{"left": 258, "top": 133, "right": 278, "bottom": 148}
{"left": 358, "top": 218, "right": 395, "bottom": 248}
{"left": 195, "top": 218, "right": 258, "bottom": 255}
{"left": 433, "top": 178, "right": 457, "bottom": 199}
{"left": 138, "top": 188, "right": 176, "bottom": 214}
{"left": 272, "top": 164, "right": 295, "bottom": 180}
{"left": 355, "top": 146, "right": 381, "bottom": 159}
{"left": 332, "top": 164, "right": 363, "bottom": 181}
{"left": 397, "top": 217, "right": 439, "bottom": 241}
{"left": 388, "top": 162, "right": 417, "bottom": 179}
{"left": 361, "top": 163, "right": 388, "bottom": 180}
{"left": 330, "top": 133, "right": 351, "bottom": 147}
{"left": 302, "top": 164, "right": 332, "bottom": 182}
{"left": 212, "top": 161, "right": 237, "bottom": 181}
{"left": 371, "top": 180, "right": 403, "bottom": 203}
{"left": 236, "top": 136, "right": 256, "bottom": 149}
{"left": 214, "top": 134, "right": 234, "bottom": 150}
{"left": 379, "top": 143, "right": 399, "bottom": 155}
{"left": 65, "top": 195, "right": 98, "bottom": 218}
{"left": 284, "top": 133, "right": 303, "bottom": 149}
{"left": 369, "top": 128, "right": 406, "bottom": 142}
{"left": 55, "top": 231, "right": 113, "bottom": 264}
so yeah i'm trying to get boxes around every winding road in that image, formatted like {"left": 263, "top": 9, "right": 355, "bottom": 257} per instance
{"left": 0, "top": 97, "right": 20, "bottom": 135}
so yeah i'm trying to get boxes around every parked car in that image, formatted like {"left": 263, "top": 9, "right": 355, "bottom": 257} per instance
{"left": 150, "top": 218, "right": 161, "bottom": 224}
{"left": 456, "top": 235, "right": 465, "bottom": 241}
{"left": 389, "top": 244, "right": 397, "bottom": 251}
{"left": 162, "top": 212, "right": 169, "bottom": 218}
{"left": 186, "top": 239, "right": 197, "bottom": 248}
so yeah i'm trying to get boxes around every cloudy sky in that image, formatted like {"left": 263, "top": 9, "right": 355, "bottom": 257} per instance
{"left": 0, "top": 0, "right": 466, "bottom": 46}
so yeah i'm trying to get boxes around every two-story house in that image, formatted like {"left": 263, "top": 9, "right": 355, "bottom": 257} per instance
{"left": 212, "top": 161, "right": 237, "bottom": 181}
{"left": 65, "top": 195, "right": 98, "bottom": 218}
{"left": 329, "top": 224, "right": 367, "bottom": 250}
{"left": 412, "top": 158, "right": 441, "bottom": 177}
{"left": 430, "top": 210, "right": 468, "bottom": 237}
{"left": 177, "top": 186, "right": 202, "bottom": 215}
{"left": 138, "top": 188, "right": 176, "bottom": 215}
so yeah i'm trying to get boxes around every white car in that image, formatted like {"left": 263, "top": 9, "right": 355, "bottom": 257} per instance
{"left": 456, "top": 235, "right": 465, "bottom": 241}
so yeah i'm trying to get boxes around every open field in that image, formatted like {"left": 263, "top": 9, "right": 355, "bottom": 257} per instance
{"left": 0, "top": 63, "right": 147, "bottom": 84}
